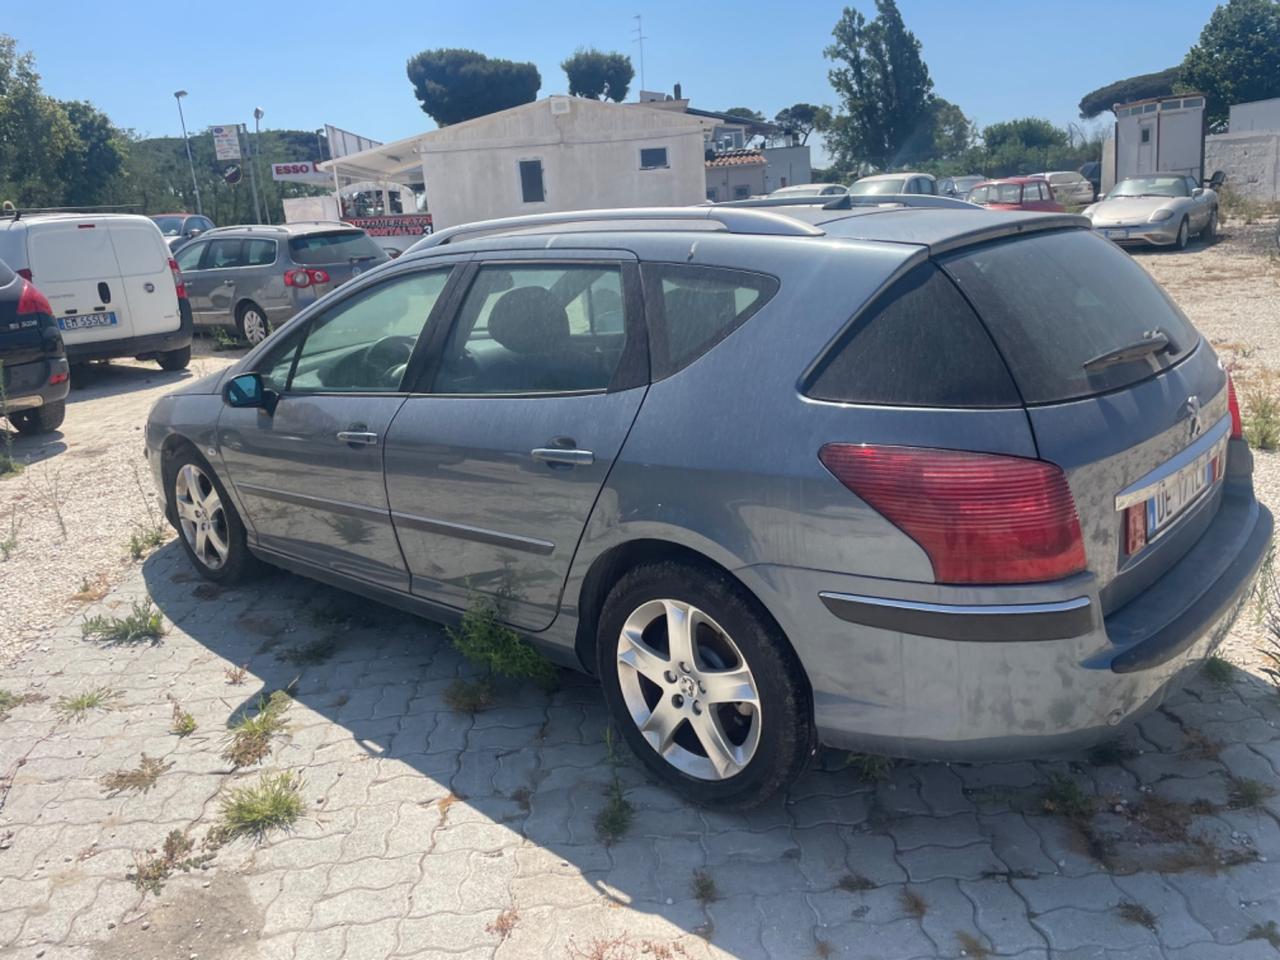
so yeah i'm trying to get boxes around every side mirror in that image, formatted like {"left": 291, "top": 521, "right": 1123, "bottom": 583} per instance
{"left": 223, "top": 372, "right": 278, "bottom": 415}
{"left": 1208, "top": 170, "right": 1226, "bottom": 189}
{"left": 187, "top": 228, "right": 203, "bottom": 239}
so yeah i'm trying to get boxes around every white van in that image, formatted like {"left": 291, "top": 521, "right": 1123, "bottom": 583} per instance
{"left": 0, "top": 213, "right": 193, "bottom": 370}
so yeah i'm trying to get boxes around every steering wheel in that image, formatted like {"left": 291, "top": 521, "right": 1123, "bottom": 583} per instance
{"left": 364, "top": 335, "right": 416, "bottom": 387}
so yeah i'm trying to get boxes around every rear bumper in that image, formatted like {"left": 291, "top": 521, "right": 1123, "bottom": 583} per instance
{"left": 0, "top": 356, "right": 70, "bottom": 411}
{"left": 738, "top": 474, "right": 1271, "bottom": 761}
{"left": 67, "top": 301, "right": 193, "bottom": 363}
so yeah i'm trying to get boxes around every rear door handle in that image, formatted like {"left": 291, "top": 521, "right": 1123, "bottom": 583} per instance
{"left": 222, "top": 279, "right": 235, "bottom": 286}
{"left": 337, "top": 431, "right": 379, "bottom": 446}
{"left": 531, "top": 447, "right": 594, "bottom": 467}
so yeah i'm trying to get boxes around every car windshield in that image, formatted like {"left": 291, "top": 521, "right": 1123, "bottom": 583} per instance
{"left": 849, "top": 178, "right": 907, "bottom": 196}
{"left": 152, "top": 216, "right": 185, "bottom": 236}
{"left": 772, "top": 185, "right": 824, "bottom": 197}
{"left": 969, "top": 184, "right": 1023, "bottom": 204}
{"left": 288, "top": 230, "right": 382, "bottom": 265}
{"left": 1107, "top": 176, "right": 1189, "bottom": 199}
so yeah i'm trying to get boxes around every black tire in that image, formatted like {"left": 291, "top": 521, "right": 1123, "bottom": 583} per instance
{"left": 1202, "top": 208, "right": 1218, "bottom": 244}
{"left": 157, "top": 345, "right": 191, "bottom": 371}
{"left": 1175, "top": 217, "right": 1190, "bottom": 250}
{"left": 236, "top": 302, "right": 271, "bottom": 346}
{"left": 163, "top": 446, "right": 256, "bottom": 584}
{"left": 10, "top": 400, "right": 65, "bottom": 435}
{"left": 596, "top": 560, "right": 815, "bottom": 809}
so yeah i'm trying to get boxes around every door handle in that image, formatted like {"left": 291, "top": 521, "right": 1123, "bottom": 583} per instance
{"left": 337, "top": 431, "right": 379, "bottom": 446}
{"left": 222, "top": 279, "right": 235, "bottom": 286}
{"left": 531, "top": 447, "right": 594, "bottom": 467}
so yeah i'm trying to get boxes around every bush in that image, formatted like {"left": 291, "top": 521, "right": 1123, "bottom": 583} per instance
{"left": 448, "top": 594, "right": 557, "bottom": 690}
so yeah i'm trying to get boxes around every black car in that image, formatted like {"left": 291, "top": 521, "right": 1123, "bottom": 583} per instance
{"left": 1, "top": 257, "right": 70, "bottom": 434}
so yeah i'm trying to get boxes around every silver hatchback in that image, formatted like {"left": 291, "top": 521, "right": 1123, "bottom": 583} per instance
{"left": 145, "top": 204, "right": 1271, "bottom": 807}
{"left": 172, "top": 221, "right": 388, "bottom": 345}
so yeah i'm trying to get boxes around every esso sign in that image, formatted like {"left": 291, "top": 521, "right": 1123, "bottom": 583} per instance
{"left": 271, "top": 162, "right": 331, "bottom": 184}
{"left": 274, "top": 163, "right": 315, "bottom": 176}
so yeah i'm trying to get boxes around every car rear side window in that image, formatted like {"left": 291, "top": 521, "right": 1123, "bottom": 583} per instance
{"left": 288, "top": 230, "right": 381, "bottom": 265}
{"left": 244, "top": 239, "right": 276, "bottom": 266}
{"left": 941, "top": 229, "right": 1199, "bottom": 404}
{"left": 805, "top": 262, "right": 1020, "bottom": 407}
{"left": 642, "top": 263, "right": 778, "bottom": 378}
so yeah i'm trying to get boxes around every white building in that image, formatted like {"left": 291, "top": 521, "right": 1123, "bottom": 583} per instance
{"left": 322, "top": 97, "right": 707, "bottom": 230}
{"left": 1229, "top": 97, "right": 1280, "bottom": 133}
{"left": 1110, "top": 94, "right": 1206, "bottom": 188}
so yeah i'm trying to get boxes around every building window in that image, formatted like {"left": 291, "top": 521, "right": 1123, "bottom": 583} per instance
{"left": 519, "top": 160, "right": 545, "bottom": 203}
{"left": 639, "top": 147, "right": 669, "bottom": 170}
{"left": 706, "top": 188, "right": 719, "bottom": 202}
{"left": 733, "top": 184, "right": 751, "bottom": 200}
{"left": 1140, "top": 128, "right": 1151, "bottom": 144}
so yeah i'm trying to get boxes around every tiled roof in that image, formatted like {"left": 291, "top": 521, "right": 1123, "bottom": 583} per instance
{"left": 705, "top": 149, "right": 766, "bottom": 168}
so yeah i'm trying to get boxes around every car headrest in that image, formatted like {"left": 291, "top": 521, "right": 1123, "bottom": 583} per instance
{"left": 487, "top": 286, "right": 570, "bottom": 355}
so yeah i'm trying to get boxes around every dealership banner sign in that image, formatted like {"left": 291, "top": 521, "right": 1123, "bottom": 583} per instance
{"left": 271, "top": 161, "right": 331, "bottom": 185}
{"left": 211, "top": 125, "right": 242, "bottom": 161}
{"left": 342, "top": 214, "right": 433, "bottom": 237}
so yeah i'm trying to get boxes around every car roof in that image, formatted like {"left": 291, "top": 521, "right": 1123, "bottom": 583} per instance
{"left": 856, "top": 172, "right": 933, "bottom": 182}
{"left": 193, "top": 220, "right": 357, "bottom": 239}
{"left": 0, "top": 212, "right": 158, "bottom": 230}
{"left": 975, "top": 177, "right": 1038, "bottom": 185}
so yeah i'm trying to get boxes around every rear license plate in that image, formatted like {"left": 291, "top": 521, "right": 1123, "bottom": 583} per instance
{"left": 58, "top": 312, "right": 118, "bottom": 331}
{"left": 1146, "top": 442, "right": 1226, "bottom": 536}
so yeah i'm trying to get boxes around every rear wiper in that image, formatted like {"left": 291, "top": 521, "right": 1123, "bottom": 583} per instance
{"left": 1082, "top": 330, "right": 1171, "bottom": 372}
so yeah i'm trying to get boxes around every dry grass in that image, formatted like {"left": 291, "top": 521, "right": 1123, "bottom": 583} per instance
{"left": 955, "top": 930, "right": 990, "bottom": 959}
{"left": 277, "top": 635, "right": 338, "bottom": 666}
{"left": 444, "top": 678, "right": 495, "bottom": 713}
{"left": 511, "top": 786, "right": 532, "bottom": 812}
{"left": 126, "top": 830, "right": 213, "bottom": 895}
{"left": 222, "top": 690, "right": 290, "bottom": 768}
{"left": 1228, "top": 776, "right": 1276, "bottom": 809}
{"left": 838, "top": 873, "right": 875, "bottom": 893}
{"left": 71, "top": 576, "right": 110, "bottom": 603}
{"left": 99, "top": 754, "right": 173, "bottom": 797}
{"left": 487, "top": 907, "right": 519, "bottom": 941}
{"left": 224, "top": 663, "right": 248, "bottom": 685}
{"left": 691, "top": 869, "right": 718, "bottom": 905}
{"left": 0, "top": 689, "right": 46, "bottom": 721}
{"left": 1117, "top": 900, "right": 1158, "bottom": 931}
{"left": 1248, "top": 920, "right": 1280, "bottom": 948}
{"left": 565, "top": 936, "right": 689, "bottom": 960}
{"left": 169, "top": 697, "right": 196, "bottom": 737}
{"left": 899, "top": 886, "right": 927, "bottom": 919}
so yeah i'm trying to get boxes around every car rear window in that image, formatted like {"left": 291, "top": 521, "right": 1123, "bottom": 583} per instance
{"left": 805, "top": 263, "right": 1020, "bottom": 407}
{"left": 641, "top": 263, "right": 778, "bottom": 378}
{"left": 288, "top": 230, "right": 381, "bottom": 265}
{"left": 0, "top": 258, "right": 13, "bottom": 287}
{"left": 940, "top": 229, "right": 1199, "bottom": 404}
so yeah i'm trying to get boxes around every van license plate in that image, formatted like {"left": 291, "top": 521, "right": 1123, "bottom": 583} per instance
{"left": 1146, "top": 445, "right": 1224, "bottom": 536}
{"left": 59, "top": 312, "right": 117, "bottom": 331}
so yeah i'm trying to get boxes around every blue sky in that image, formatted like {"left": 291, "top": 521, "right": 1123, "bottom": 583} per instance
{"left": 8, "top": 0, "right": 1218, "bottom": 161}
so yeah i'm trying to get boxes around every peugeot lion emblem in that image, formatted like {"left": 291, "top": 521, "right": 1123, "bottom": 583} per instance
{"left": 1184, "top": 395, "right": 1202, "bottom": 441}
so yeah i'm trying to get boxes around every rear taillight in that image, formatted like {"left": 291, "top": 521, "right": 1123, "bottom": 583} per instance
{"left": 16, "top": 279, "right": 52, "bottom": 318}
{"left": 1227, "top": 374, "right": 1243, "bottom": 440}
{"left": 16, "top": 268, "right": 32, "bottom": 282}
{"left": 168, "top": 258, "right": 187, "bottom": 299}
{"left": 284, "top": 268, "right": 330, "bottom": 288}
{"left": 818, "top": 443, "right": 1087, "bottom": 585}
{"left": 49, "top": 370, "right": 69, "bottom": 386}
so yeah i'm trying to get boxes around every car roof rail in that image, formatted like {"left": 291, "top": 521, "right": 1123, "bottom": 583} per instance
{"left": 414, "top": 206, "right": 824, "bottom": 249}
{"left": 718, "top": 194, "right": 976, "bottom": 211}
{"left": 199, "top": 224, "right": 290, "bottom": 236}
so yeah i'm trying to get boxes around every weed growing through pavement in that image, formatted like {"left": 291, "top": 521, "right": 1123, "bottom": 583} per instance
{"left": 1228, "top": 776, "right": 1276, "bottom": 809}
{"left": 1041, "top": 774, "right": 1094, "bottom": 820}
{"left": 99, "top": 754, "right": 173, "bottom": 796}
{"left": 71, "top": 575, "right": 109, "bottom": 602}
{"left": 1087, "top": 739, "right": 1138, "bottom": 766}
{"left": 224, "top": 663, "right": 248, "bottom": 685}
{"left": 1259, "top": 559, "right": 1280, "bottom": 693}
{"left": 1117, "top": 901, "right": 1158, "bottom": 931}
{"left": 838, "top": 873, "right": 875, "bottom": 893}
{"left": 1248, "top": 921, "right": 1280, "bottom": 948}
{"left": 26, "top": 462, "right": 66, "bottom": 538}
{"left": 1203, "top": 654, "right": 1234, "bottom": 685}
{"left": 843, "top": 751, "right": 894, "bottom": 782}
{"left": 276, "top": 635, "right": 337, "bottom": 666}
{"left": 955, "top": 931, "right": 990, "bottom": 959}
{"left": 900, "top": 886, "right": 928, "bottom": 919}
{"left": 596, "top": 726, "right": 634, "bottom": 846}
{"left": 0, "top": 506, "right": 19, "bottom": 560}
{"left": 444, "top": 678, "right": 495, "bottom": 713}
{"left": 127, "top": 462, "right": 169, "bottom": 559}
{"left": 126, "top": 830, "right": 214, "bottom": 895}
{"left": 1245, "top": 389, "right": 1280, "bottom": 450}
{"left": 487, "top": 907, "right": 519, "bottom": 941}
{"left": 691, "top": 869, "right": 718, "bottom": 905}
{"left": 448, "top": 591, "right": 557, "bottom": 691}
{"left": 55, "top": 686, "right": 121, "bottom": 721}
{"left": 217, "top": 771, "right": 304, "bottom": 841}
{"left": 81, "top": 598, "right": 164, "bottom": 644}
{"left": 209, "top": 326, "right": 248, "bottom": 351}
{"left": 814, "top": 939, "right": 835, "bottom": 959}
{"left": 0, "top": 689, "right": 46, "bottom": 721}
{"left": 0, "top": 379, "right": 23, "bottom": 480}
{"left": 223, "top": 690, "right": 291, "bottom": 768}
{"left": 169, "top": 697, "right": 196, "bottom": 737}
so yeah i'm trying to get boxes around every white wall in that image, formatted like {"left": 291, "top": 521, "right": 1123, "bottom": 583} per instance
{"left": 762, "top": 145, "right": 812, "bottom": 193}
{"left": 1230, "top": 98, "right": 1280, "bottom": 133}
{"left": 418, "top": 98, "right": 707, "bottom": 229}
{"left": 1206, "top": 132, "right": 1280, "bottom": 202}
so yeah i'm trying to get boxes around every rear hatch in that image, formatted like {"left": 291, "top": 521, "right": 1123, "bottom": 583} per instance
{"left": 106, "top": 218, "right": 181, "bottom": 337}
{"left": 27, "top": 218, "right": 137, "bottom": 346}
{"left": 940, "top": 228, "right": 1228, "bottom": 611}
{"left": 0, "top": 262, "right": 62, "bottom": 395}
{"left": 287, "top": 228, "right": 387, "bottom": 290}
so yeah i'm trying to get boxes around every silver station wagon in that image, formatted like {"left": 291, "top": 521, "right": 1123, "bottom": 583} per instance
{"left": 145, "top": 203, "right": 1271, "bottom": 807}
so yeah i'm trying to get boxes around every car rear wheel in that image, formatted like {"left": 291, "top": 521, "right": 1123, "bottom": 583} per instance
{"left": 1175, "top": 217, "right": 1189, "bottom": 250}
{"left": 236, "top": 302, "right": 270, "bottom": 346}
{"left": 597, "top": 561, "right": 814, "bottom": 808}
{"left": 1202, "top": 209, "right": 1218, "bottom": 243}
{"left": 10, "top": 400, "right": 65, "bottom": 435}
{"left": 157, "top": 345, "right": 191, "bottom": 371}
{"left": 166, "top": 450, "right": 254, "bottom": 583}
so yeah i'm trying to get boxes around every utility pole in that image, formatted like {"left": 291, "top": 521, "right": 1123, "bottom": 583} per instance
{"left": 254, "top": 108, "right": 272, "bottom": 225}
{"left": 632, "top": 14, "right": 648, "bottom": 93}
{"left": 173, "top": 91, "right": 203, "bottom": 216}
{"left": 242, "top": 123, "right": 262, "bottom": 224}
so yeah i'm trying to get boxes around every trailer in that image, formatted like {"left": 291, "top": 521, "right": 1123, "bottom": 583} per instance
{"left": 1107, "top": 94, "right": 1206, "bottom": 192}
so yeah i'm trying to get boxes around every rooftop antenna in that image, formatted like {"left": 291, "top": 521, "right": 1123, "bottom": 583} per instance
{"left": 632, "top": 14, "right": 648, "bottom": 93}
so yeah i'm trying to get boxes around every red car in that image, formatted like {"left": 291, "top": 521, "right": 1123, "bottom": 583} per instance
{"left": 965, "top": 177, "right": 1065, "bottom": 212}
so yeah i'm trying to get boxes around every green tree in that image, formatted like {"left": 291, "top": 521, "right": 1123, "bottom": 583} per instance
{"left": 405, "top": 48, "right": 540, "bottom": 127}
{"left": 1180, "top": 0, "right": 1280, "bottom": 130}
{"left": 0, "top": 35, "right": 77, "bottom": 206}
{"left": 58, "top": 100, "right": 127, "bottom": 207}
{"left": 927, "top": 97, "right": 972, "bottom": 159}
{"left": 824, "top": 0, "right": 935, "bottom": 170}
{"left": 1078, "top": 66, "right": 1180, "bottom": 119}
{"left": 561, "top": 48, "right": 633, "bottom": 102}
{"left": 723, "top": 106, "right": 766, "bottom": 122}
{"left": 773, "top": 103, "right": 832, "bottom": 144}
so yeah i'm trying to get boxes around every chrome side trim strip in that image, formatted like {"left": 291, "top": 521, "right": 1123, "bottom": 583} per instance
{"left": 1113, "top": 416, "right": 1231, "bottom": 511}
{"left": 391, "top": 510, "right": 555, "bottom": 556}
{"left": 236, "top": 482, "right": 391, "bottom": 523}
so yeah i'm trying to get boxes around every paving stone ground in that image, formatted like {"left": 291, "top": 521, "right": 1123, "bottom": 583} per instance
{"left": 2, "top": 543, "right": 1279, "bottom": 960}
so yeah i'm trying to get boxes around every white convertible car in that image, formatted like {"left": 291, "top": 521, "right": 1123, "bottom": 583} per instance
{"left": 1083, "top": 174, "right": 1219, "bottom": 249}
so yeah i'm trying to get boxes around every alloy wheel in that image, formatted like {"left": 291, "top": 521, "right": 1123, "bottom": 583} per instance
{"left": 615, "top": 598, "right": 762, "bottom": 781}
{"left": 242, "top": 309, "right": 269, "bottom": 345}
{"left": 174, "top": 463, "right": 229, "bottom": 571}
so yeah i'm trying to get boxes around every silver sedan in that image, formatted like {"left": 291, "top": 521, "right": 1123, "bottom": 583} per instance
{"left": 1083, "top": 174, "right": 1219, "bottom": 249}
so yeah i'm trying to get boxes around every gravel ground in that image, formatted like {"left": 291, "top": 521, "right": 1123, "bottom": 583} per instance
{"left": 0, "top": 341, "right": 240, "bottom": 659}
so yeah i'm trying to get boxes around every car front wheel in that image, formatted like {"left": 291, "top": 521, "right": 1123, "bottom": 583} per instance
{"left": 1203, "top": 209, "right": 1218, "bottom": 243}
{"left": 1175, "top": 217, "right": 1190, "bottom": 250}
{"left": 166, "top": 450, "right": 254, "bottom": 583}
{"left": 597, "top": 561, "right": 814, "bottom": 808}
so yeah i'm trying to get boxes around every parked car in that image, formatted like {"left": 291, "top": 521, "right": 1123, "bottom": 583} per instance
{"left": 848, "top": 172, "right": 937, "bottom": 196}
{"left": 146, "top": 203, "right": 1270, "bottom": 807}
{"left": 1079, "top": 161, "right": 1102, "bottom": 199}
{"left": 1083, "top": 174, "right": 1219, "bottom": 249}
{"left": 0, "top": 213, "right": 193, "bottom": 370}
{"left": 769, "top": 184, "right": 848, "bottom": 198}
{"left": 0, "top": 257, "right": 69, "bottom": 434}
{"left": 173, "top": 222, "right": 389, "bottom": 346}
{"left": 937, "top": 175, "right": 983, "bottom": 199}
{"left": 1028, "top": 171, "right": 1095, "bottom": 206}
{"left": 966, "top": 177, "right": 1066, "bottom": 212}
{"left": 150, "top": 213, "right": 216, "bottom": 252}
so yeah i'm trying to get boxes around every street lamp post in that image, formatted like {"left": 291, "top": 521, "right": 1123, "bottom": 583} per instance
{"left": 254, "top": 107, "right": 271, "bottom": 225}
{"left": 173, "top": 91, "right": 203, "bottom": 216}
